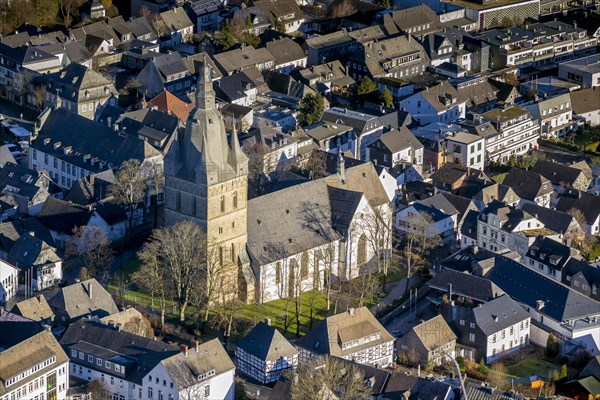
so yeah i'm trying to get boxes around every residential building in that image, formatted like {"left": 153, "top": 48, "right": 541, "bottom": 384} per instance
{"left": 213, "top": 46, "right": 275, "bottom": 76}
{"left": 236, "top": 320, "right": 299, "bottom": 384}
{"left": 233, "top": 7, "right": 270, "bottom": 36}
{"left": 0, "top": 162, "right": 61, "bottom": 216}
{"left": 242, "top": 128, "right": 299, "bottom": 180}
{"left": 488, "top": 256, "right": 600, "bottom": 356}
{"left": 305, "top": 25, "right": 386, "bottom": 66}
{"left": 295, "top": 307, "right": 395, "bottom": 368}
{"left": 48, "top": 278, "right": 119, "bottom": 325}
{"left": 531, "top": 159, "right": 592, "bottom": 193}
{"left": 30, "top": 103, "right": 162, "bottom": 190}
{"left": 481, "top": 106, "right": 540, "bottom": 163}
{"left": 0, "top": 326, "right": 69, "bottom": 400}
{"left": 399, "top": 81, "right": 466, "bottom": 125}
{"left": 0, "top": 260, "right": 18, "bottom": 305}
{"left": 477, "top": 21, "right": 597, "bottom": 70}
{"left": 116, "top": 108, "right": 179, "bottom": 154}
{"left": 146, "top": 88, "right": 195, "bottom": 124}
{"left": 159, "top": 7, "right": 194, "bottom": 47}
{"left": 7, "top": 233, "right": 62, "bottom": 292}
{"left": 562, "top": 259, "right": 600, "bottom": 302}
{"left": 382, "top": 4, "right": 441, "bottom": 39}
{"left": 397, "top": 315, "right": 457, "bottom": 365}
{"left": 184, "top": 0, "right": 223, "bottom": 32}
{"left": 446, "top": 131, "right": 486, "bottom": 171}
{"left": 451, "top": 294, "right": 530, "bottom": 363}
{"left": 43, "top": 58, "right": 117, "bottom": 120}
{"left": 462, "top": 182, "right": 519, "bottom": 210}
{"left": 558, "top": 54, "right": 600, "bottom": 88}
{"left": 556, "top": 191, "right": 600, "bottom": 235}
{"left": 136, "top": 52, "right": 194, "bottom": 98}
{"left": 10, "top": 294, "right": 54, "bottom": 325}
{"left": 430, "top": 163, "right": 470, "bottom": 192}
{"left": 396, "top": 193, "right": 459, "bottom": 244}
{"left": 61, "top": 319, "right": 236, "bottom": 400}
{"left": 255, "top": 0, "right": 304, "bottom": 34}
{"left": 526, "top": 93, "right": 577, "bottom": 138}
{"left": 477, "top": 200, "right": 553, "bottom": 256}
{"left": 427, "top": 268, "right": 504, "bottom": 304}
{"left": 321, "top": 107, "right": 393, "bottom": 160}
{"left": 571, "top": 87, "right": 600, "bottom": 126}
{"left": 502, "top": 168, "right": 553, "bottom": 207}
{"left": 303, "top": 121, "right": 357, "bottom": 156}
{"left": 446, "top": 0, "right": 540, "bottom": 31}
{"left": 366, "top": 127, "right": 424, "bottom": 169}
{"left": 214, "top": 71, "right": 258, "bottom": 107}
{"left": 521, "top": 203, "right": 585, "bottom": 245}
{"left": 253, "top": 106, "right": 297, "bottom": 132}
{"left": 523, "top": 236, "right": 580, "bottom": 282}
{"left": 347, "top": 34, "right": 430, "bottom": 81}
{"left": 265, "top": 38, "right": 307, "bottom": 74}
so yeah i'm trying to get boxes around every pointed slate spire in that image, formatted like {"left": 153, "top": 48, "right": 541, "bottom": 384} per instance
{"left": 195, "top": 53, "right": 215, "bottom": 111}
{"left": 228, "top": 121, "right": 247, "bottom": 175}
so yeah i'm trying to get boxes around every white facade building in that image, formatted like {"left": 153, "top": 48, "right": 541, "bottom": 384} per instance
{"left": 0, "top": 260, "right": 18, "bottom": 305}
{"left": 446, "top": 132, "right": 486, "bottom": 171}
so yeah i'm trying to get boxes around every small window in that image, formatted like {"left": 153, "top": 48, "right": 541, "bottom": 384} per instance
{"left": 105, "top": 361, "right": 111, "bottom": 369}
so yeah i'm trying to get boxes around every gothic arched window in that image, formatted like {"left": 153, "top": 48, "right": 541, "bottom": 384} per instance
{"left": 220, "top": 196, "right": 225, "bottom": 213}
{"left": 233, "top": 191, "right": 238, "bottom": 209}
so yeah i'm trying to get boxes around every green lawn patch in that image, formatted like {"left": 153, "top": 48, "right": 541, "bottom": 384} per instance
{"left": 385, "top": 269, "right": 406, "bottom": 284}
{"left": 505, "top": 356, "right": 561, "bottom": 379}
{"left": 492, "top": 172, "right": 508, "bottom": 184}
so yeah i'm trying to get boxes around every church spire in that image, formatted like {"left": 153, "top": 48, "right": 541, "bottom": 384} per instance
{"left": 228, "top": 121, "right": 246, "bottom": 175}
{"left": 195, "top": 54, "right": 215, "bottom": 111}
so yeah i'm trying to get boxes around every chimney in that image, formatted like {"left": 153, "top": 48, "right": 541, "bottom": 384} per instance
{"left": 348, "top": 307, "right": 355, "bottom": 316}
{"left": 44, "top": 324, "right": 51, "bottom": 332}
{"left": 116, "top": 323, "right": 122, "bottom": 332}
{"left": 181, "top": 345, "right": 188, "bottom": 358}
{"left": 265, "top": 317, "right": 271, "bottom": 326}
{"left": 88, "top": 281, "right": 93, "bottom": 299}
{"left": 473, "top": 245, "right": 479, "bottom": 254}
{"left": 194, "top": 340, "right": 199, "bottom": 353}
{"left": 536, "top": 300, "right": 545, "bottom": 310}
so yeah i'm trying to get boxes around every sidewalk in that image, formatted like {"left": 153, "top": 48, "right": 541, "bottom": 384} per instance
{"left": 370, "top": 274, "right": 420, "bottom": 315}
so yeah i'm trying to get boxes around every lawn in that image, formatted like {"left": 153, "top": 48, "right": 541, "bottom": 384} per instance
{"left": 492, "top": 172, "right": 508, "bottom": 184}
{"left": 385, "top": 268, "right": 406, "bottom": 283}
{"left": 573, "top": 132, "right": 599, "bottom": 146}
{"left": 505, "top": 356, "right": 561, "bottom": 379}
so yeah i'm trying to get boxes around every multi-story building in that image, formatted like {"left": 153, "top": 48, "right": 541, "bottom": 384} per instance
{"left": 399, "top": 81, "right": 466, "bottom": 125}
{"left": 452, "top": 295, "right": 530, "bottom": 364}
{"left": 30, "top": 101, "right": 162, "bottom": 190}
{"left": 444, "top": 0, "right": 540, "bottom": 32}
{"left": 43, "top": 63, "right": 118, "bottom": 120}
{"left": 571, "top": 87, "right": 600, "bottom": 126}
{"left": 242, "top": 128, "right": 299, "bottom": 180}
{"left": 558, "top": 54, "right": 600, "bottom": 88}
{"left": 526, "top": 93, "right": 578, "bottom": 138}
{"left": 382, "top": 4, "right": 441, "bottom": 39}
{"left": 304, "top": 121, "right": 357, "bottom": 156}
{"left": 255, "top": 0, "right": 305, "bottom": 34}
{"left": 295, "top": 307, "right": 395, "bottom": 368}
{"left": 397, "top": 315, "right": 456, "bottom": 365}
{"left": 236, "top": 320, "right": 299, "bottom": 384}
{"left": 447, "top": 132, "right": 486, "bottom": 171}
{"left": 481, "top": 106, "right": 540, "bottom": 163}
{"left": 60, "top": 319, "right": 236, "bottom": 400}
{"left": 366, "top": 126, "right": 424, "bottom": 169}
{"left": 347, "top": 34, "right": 430, "bottom": 81}
{"left": 0, "top": 260, "right": 18, "bottom": 305}
{"left": 213, "top": 46, "right": 275, "bottom": 76}
{"left": 0, "top": 326, "right": 70, "bottom": 400}
{"left": 396, "top": 193, "right": 459, "bottom": 244}
{"left": 477, "top": 21, "right": 597, "bottom": 70}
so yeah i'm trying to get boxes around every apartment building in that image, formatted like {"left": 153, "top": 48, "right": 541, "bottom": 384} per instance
{"left": 526, "top": 93, "right": 578, "bottom": 138}
{"left": 477, "top": 21, "right": 597, "bottom": 70}
{"left": 558, "top": 54, "right": 600, "bottom": 88}
{"left": 481, "top": 106, "right": 540, "bottom": 163}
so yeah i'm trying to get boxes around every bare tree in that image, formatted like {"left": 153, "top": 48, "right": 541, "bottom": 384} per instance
{"left": 133, "top": 240, "right": 170, "bottom": 329}
{"left": 357, "top": 206, "right": 393, "bottom": 290}
{"left": 142, "top": 161, "right": 164, "bottom": 228}
{"left": 66, "top": 226, "right": 114, "bottom": 282}
{"left": 210, "top": 296, "right": 245, "bottom": 342}
{"left": 328, "top": 0, "right": 357, "bottom": 18}
{"left": 288, "top": 356, "right": 372, "bottom": 400}
{"left": 32, "top": 85, "right": 47, "bottom": 112}
{"left": 489, "top": 362, "right": 510, "bottom": 390}
{"left": 139, "top": 222, "right": 208, "bottom": 321}
{"left": 87, "top": 379, "right": 108, "bottom": 400}
{"left": 304, "top": 150, "right": 326, "bottom": 179}
{"left": 192, "top": 241, "right": 230, "bottom": 323}
{"left": 140, "top": 5, "right": 168, "bottom": 37}
{"left": 110, "top": 159, "right": 148, "bottom": 228}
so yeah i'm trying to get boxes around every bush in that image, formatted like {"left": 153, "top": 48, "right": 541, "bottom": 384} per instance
{"left": 585, "top": 244, "right": 600, "bottom": 261}
{"left": 478, "top": 358, "right": 489, "bottom": 375}
{"left": 545, "top": 333, "right": 560, "bottom": 360}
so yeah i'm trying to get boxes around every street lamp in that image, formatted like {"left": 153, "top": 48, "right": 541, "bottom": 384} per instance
{"left": 441, "top": 350, "right": 468, "bottom": 400}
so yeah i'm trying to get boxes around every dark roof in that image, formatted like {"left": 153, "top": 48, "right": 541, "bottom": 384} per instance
{"left": 0, "top": 217, "right": 56, "bottom": 252}
{"left": 556, "top": 191, "right": 600, "bottom": 225}
{"left": 428, "top": 269, "right": 504, "bottom": 302}
{"left": 8, "top": 233, "right": 60, "bottom": 270}
{"left": 471, "top": 295, "right": 530, "bottom": 332}
{"left": 502, "top": 168, "right": 552, "bottom": 201}
{"left": 0, "top": 311, "right": 43, "bottom": 350}
{"left": 531, "top": 160, "right": 587, "bottom": 188}
{"left": 487, "top": 256, "right": 600, "bottom": 322}
{"left": 526, "top": 236, "right": 574, "bottom": 272}
{"left": 464, "top": 381, "right": 525, "bottom": 400}
{"left": 47, "top": 279, "right": 118, "bottom": 321}
{"left": 441, "top": 193, "right": 475, "bottom": 223}
{"left": 383, "top": 373, "right": 453, "bottom": 400}
{"left": 214, "top": 71, "right": 257, "bottom": 102}
{"left": 236, "top": 321, "right": 298, "bottom": 361}
{"left": 187, "top": 0, "right": 223, "bottom": 16}
{"left": 431, "top": 164, "right": 468, "bottom": 188}
{"left": 520, "top": 203, "right": 577, "bottom": 235}
{"left": 94, "top": 201, "right": 127, "bottom": 225}
{"left": 460, "top": 209, "right": 479, "bottom": 240}
{"left": 60, "top": 319, "right": 179, "bottom": 385}
{"left": 37, "top": 197, "right": 91, "bottom": 234}
{"left": 440, "top": 247, "right": 496, "bottom": 273}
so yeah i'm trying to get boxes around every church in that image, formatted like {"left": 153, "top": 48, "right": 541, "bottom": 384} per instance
{"left": 164, "top": 56, "right": 393, "bottom": 304}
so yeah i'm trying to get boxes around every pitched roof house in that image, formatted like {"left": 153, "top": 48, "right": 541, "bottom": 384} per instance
{"left": 571, "top": 87, "right": 600, "bottom": 127}
{"left": 47, "top": 278, "right": 119, "bottom": 324}
{"left": 236, "top": 321, "right": 299, "bottom": 384}
{"left": 397, "top": 315, "right": 457, "bottom": 365}
{"left": 502, "top": 168, "right": 553, "bottom": 207}
{"left": 213, "top": 45, "right": 275, "bottom": 76}
{"left": 556, "top": 191, "right": 600, "bottom": 235}
{"left": 295, "top": 307, "right": 395, "bottom": 368}
{"left": 11, "top": 294, "right": 54, "bottom": 324}
{"left": 8, "top": 232, "right": 62, "bottom": 291}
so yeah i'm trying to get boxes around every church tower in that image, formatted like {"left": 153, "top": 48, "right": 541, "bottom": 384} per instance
{"left": 164, "top": 55, "right": 250, "bottom": 302}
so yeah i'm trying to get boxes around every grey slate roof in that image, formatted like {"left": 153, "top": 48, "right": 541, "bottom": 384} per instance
{"left": 11, "top": 295, "right": 54, "bottom": 323}
{"left": 371, "top": 126, "right": 423, "bottom": 153}
{"left": 37, "top": 197, "right": 92, "bottom": 234}
{"left": 471, "top": 295, "right": 529, "bottom": 332}
{"left": 556, "top": 191, "right": 600, "bottom": 225}
{"left": 531, "top": 160, "right": 589, "bottom": 188}
{"left": 520, "top": 203, "right": 577, "bottom": 235}
{"left": 0, "top": 311, "right": 43, "bottom": 350}
{"left": 428, "top": 269, "right": 504, "bottom": 302}
{"left": 502, "top": 168, "right": 552, "bottom": 201}
{"left": 236, "top": 321, "right": 298, "bottom": 361}
{"left": 8, "top": 233, "right": 61, "bottom": 270}
{"left": 47, "top": 278, "right": 118, "bottom": 321}
{"left": 488, "top": 256, "right": 600, "bottom": 322}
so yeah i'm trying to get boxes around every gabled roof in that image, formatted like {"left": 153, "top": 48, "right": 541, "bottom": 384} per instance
{"left": 295, "top": 307, "right": 394, "bottom": 358}
{"left": 266, "top": 37, "right": 306, "bottom": 66}
{"left": 8, "top": 233, "right": 61, "bottom": 269}
{"left": 187, "top": 0, "right": 223, "bottom": 16}
{"left": 408, "top": 315, "right": 456, "bottom": 350}
{"left": 525, "top": 236, "right": 575, "bottom": 272}
{"left": 571, "top": 87, "right": 600, "bottom": 114}
{"left": 236, "top": 321, "right": 298, "bottom": 361}
{"left": 0, "top": 217, "right": 55, "bottom": 252}
{"left": 60, "top": 319, "right": 178, "bottom": 385}
{"left": 382, "top": 5, "right": 440, "bottom": 35}
{"left": 37, "top": 197, "right": 92, "bottom": 234}
{"left": 488, "top": 256, "right": 600, "bottom": 322}
{"left": 556, "top": 191, "right": 600, "bottom": 225}
{"left": 159, "top": 7, "right": 193, "bottom": 32}
{"left": 47, "top": 278, "right": 118, "bottom": 321}
{"left": 521, "top": 203, "right": 578, "bottom": 235}
{"left": 0, "top": 311, "right": 43, "bottom": 350}
{"left": 531, "top": 160, "right": 589, "bottom": 188}
{"left": 428, "top": 268, "right": 504, "bottom": 302}
{"left": 420, "top": 81, "right": 462, "bottom": 112}
{"left": 370, "top": 126, "right": 423, "bottom": 153}
{"left": 147, "top": 89, "right": 195, "bottom": 123}
{"left": 431, "top": 164, "right": 469, "bottom": 188}
{"left": 213, "top": 46, "right": 275, "bottom": 75}
{"left": 502, "top": 168, "right": 553, "bottom": 201}
{"left": 471, "top": 295, "right": 529, "bottom": 332}
{"left": 11, "top": 294, "right": 54, "bottom": 322}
